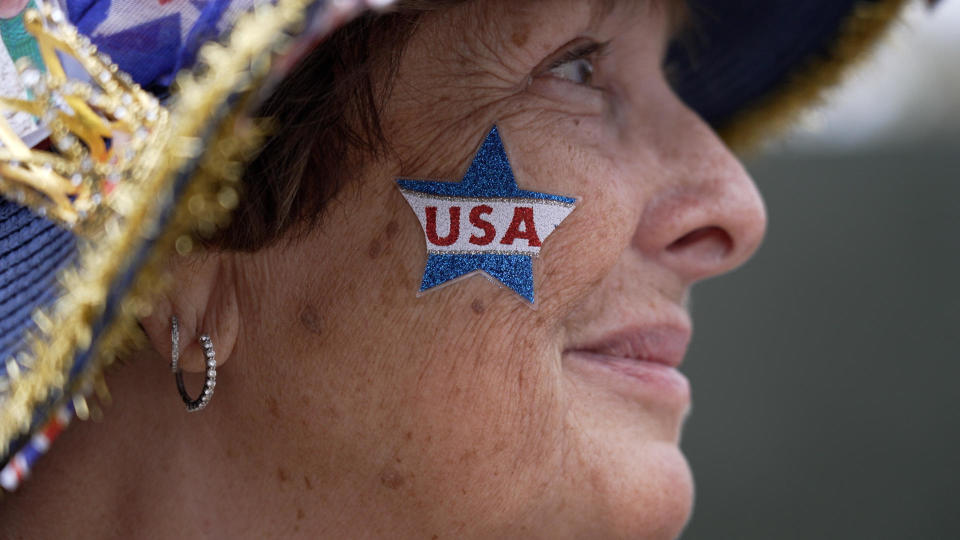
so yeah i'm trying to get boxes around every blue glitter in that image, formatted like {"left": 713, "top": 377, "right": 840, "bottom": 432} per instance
{"left": 397, "top": 126, "right": 575, "bottom": 304}
{"left": 397, "top": 126, "right": 576, "bottom": 204}
{"left": 421, "top": 254, "right": 535, "bottom": 302}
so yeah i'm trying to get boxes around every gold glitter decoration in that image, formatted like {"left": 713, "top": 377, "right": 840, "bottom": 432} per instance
{"left": 0, "top": 0, "right": 379, "bottom": 456}
{"left": 0, "top": 5, "right": 164, "bottom": 228}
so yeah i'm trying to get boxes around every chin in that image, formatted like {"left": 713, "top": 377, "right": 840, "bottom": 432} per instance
{"left": 553, "top": 434, "right": 694, "bottom": 539}
{"left": 603, "top": 441, "right": 694, "bottom": 540}
{"left": 557, "top": 367, "right": 695, "bottom": 538}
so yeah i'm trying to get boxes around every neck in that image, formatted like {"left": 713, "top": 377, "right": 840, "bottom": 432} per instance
{"left": 0, "top": 347, "right": 341, "bottom": 538}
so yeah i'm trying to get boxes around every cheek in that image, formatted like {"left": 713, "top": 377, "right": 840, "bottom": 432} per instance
{"left": 311, "top": 185, "right": 574, "bottom": 517}
{"left": 278, "top": 188, "right": 578, "bottom": 527}
{"left": 373, "top": 292, "right": 574, "bottom": 525}
{"left": 504, "top": 117, "right": 646, "bottom": 315}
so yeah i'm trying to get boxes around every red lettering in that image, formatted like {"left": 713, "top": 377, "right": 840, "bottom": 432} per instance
{"left": 500, "top": 207, "right": 541, "bottom": 247}
{"left": 469, "top": 205, "right": 496, "bottom": 246}
{"left": 425, "top": 206, "right": 460, "bottom": 246}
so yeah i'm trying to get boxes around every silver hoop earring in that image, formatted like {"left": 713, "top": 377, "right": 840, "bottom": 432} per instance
{"left": 170, "top": 315, "right": 217, "bottom": 412}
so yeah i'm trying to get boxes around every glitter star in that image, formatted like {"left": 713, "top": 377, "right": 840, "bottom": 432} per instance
{"left": 397, "top": 126, "right": 577, "bottom": 303}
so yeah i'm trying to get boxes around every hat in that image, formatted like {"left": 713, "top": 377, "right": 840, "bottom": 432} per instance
{"left": 0, "top": 0, "right": 914, "bottom": 491}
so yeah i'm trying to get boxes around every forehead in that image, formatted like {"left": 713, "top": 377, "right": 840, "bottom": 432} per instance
{"left": 415, "top": 0, "right": 674, "bottom": 64}
{"left": 476, "top": 0, "right": 682, "bottom": 29}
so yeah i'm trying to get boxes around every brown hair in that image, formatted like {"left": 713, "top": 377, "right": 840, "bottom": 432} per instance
{"left": 217, "top": 1, "right": 467, "bottom": 251}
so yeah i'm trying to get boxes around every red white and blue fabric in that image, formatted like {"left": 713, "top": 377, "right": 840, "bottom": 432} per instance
{"left": 397, "top": 126, "right": 576, "bottom": 304}
{"left": 63, "top": 0, "right": 258, "bottom": 93}
{"left": 0, "top": 401, "right": 74, "bottom": 491}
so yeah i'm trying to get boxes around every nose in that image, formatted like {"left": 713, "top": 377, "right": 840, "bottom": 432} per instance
{"left": 629, "top": 97, "right": 768, "bottom": 285}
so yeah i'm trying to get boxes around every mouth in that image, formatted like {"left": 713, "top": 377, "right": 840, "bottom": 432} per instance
{"left": 563, "top": 324, "right": 692, "bottom": 406}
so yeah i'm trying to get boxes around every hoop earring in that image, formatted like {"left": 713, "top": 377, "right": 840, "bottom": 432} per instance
{"left": 170, "top": 315, "right": 217, "bottom": 412}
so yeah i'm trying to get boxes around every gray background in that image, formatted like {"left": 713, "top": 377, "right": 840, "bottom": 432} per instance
{"left": 681, "top": 141, "right": 959, "bottom": 539}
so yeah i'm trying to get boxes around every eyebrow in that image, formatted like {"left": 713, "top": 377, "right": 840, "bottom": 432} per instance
{"left": 588, "top": 0, "right": 620, "bottom": 26}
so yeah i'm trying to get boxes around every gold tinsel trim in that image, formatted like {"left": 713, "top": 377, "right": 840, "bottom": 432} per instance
{"left": 0, "top": 0, "right": 313, "bottom": 455}
{"left": 720, "top": 0, "right": 911, "bottom": 153}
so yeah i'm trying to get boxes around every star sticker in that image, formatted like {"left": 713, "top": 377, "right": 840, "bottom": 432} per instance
{"left": 397, "top": 126, "right": 577, "bottom": 303}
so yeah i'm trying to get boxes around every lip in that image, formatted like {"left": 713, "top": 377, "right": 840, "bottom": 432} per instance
{"left": 563, "top": 324, "right": 692, "bottom": 405}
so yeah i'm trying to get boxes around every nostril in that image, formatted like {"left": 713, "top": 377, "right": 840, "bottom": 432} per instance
{"left": 666, "top": 226, "right": 732, "bottom": 262}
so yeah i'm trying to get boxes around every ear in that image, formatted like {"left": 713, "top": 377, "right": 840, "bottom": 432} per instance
{"left": 139, "top": 252, "right": 240, "bottom": 373}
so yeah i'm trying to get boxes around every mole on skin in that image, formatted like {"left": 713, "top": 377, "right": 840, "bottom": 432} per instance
{"left": 299, "top": 305, "right": 323, "bottom": 336}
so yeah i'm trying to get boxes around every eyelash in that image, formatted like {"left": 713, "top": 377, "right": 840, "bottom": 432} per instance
{"left": 545, "top": 41, "right": 607, "bottom": 86}
{"left": 548, "top": 42, "right": 602, "bottom": 71}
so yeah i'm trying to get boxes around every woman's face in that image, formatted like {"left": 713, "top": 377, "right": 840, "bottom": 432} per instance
{"left": 237, "top": 0, "right": 766, "bottom": 537}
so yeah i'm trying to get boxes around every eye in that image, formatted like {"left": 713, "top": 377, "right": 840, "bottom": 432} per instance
{"left": 549, "top": 57, "right": 594, "bottom": 85}
{"left": 537, "top": 39, "right": 606, "bottom": 87}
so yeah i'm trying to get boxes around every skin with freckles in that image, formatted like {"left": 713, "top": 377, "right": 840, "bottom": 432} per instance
{"left": 1, "top": 1, "right": 766, "bottom": 538}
